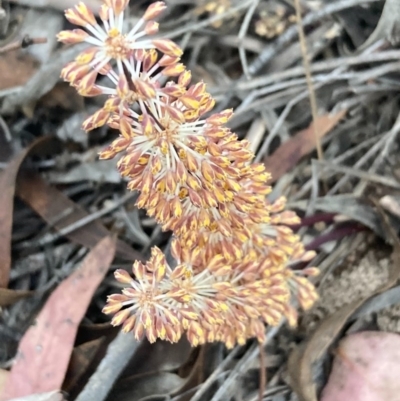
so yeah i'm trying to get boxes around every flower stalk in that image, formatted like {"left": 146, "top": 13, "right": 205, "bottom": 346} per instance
{"left": 58, "top": 0, "right": 319, "bottom": 348}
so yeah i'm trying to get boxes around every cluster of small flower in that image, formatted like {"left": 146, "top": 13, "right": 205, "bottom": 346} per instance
{"left": 58, "top": 0, "right": 319, "bottom": 348}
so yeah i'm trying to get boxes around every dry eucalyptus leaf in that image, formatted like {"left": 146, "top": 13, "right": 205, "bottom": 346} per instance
{"left": 288, "top": 213, "right": 400, "bottom": 401}
{"left": 0, "top": 369, "right": 9, "bottom": 394}
{"left": 263, "top": 110, "right": 346, "bottom": 183}
{"left": 321, "top": 332, "right": 400, "bottom": 401}
{"left": 1, "top": 237, "right": 116, "bottom": 400}
{"left": 288, "top": 301, "right": 368, "bottom": 401}
{"left": 0, "top": 52, "right": 39, "bottom": 90}
{"left": 0, "top": 136, "right": 54, "bottom": 287}
{"left": 63, "top": 337, "right": 109, "bottom": 398}
{"left": 6, "top": 392, "right": 65, "bottom": 401}
{"left": 16, "top": 172, "right": 141, "bottom": 261}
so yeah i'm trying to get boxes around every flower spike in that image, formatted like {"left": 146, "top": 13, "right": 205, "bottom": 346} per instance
{"left": 58, "top": 0, "right": 319, "bottom": 348}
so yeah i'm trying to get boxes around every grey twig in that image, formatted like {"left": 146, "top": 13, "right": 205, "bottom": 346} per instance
{"left": 190, "top": 346, "right": 242, "bottom": 401}
{"left": 213, "top": 50, "right": 400, "bottom": 95}
{"left": 314, "top": 160, "right": 400, "bottom": 190}
{"left": 238, "top": 0, "right": 260, "bottom": 79}
{"left": 247, "top": 0, "right": 381, "bottom": 76}
{"left": 75, "top": 331, "right": 140, "bottom": 401}
{"left": 358, "top": 0, "right": 400, "bottom": 50}
{"left": 16, "top": 192, "right": 136, "bottom": 250}
{"left": 291, "top": 133, "right": 385, "bottom": 201}
{"left": 0, "top": 43, "right": 87, "bottom": 115}
{"left": 0, "top": 35, "right": 47, "bottom": 54}
{"left": 210, "top": 324, "right": 283, "bottom": 401}
{"left": 165, "top": 0, "right": 255, "bottom": 39}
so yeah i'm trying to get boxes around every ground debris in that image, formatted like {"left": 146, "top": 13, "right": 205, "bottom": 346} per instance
{"left": 2, "top": 0, "right": 400, "bottom": 400}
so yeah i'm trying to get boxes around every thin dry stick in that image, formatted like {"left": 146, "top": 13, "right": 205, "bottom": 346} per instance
{"left": 166, "top": 0, "right": 255, "bottom": 39}
{"left": 190, "top": 346, "right": 242, "bottom": 401}
{"left": 358, "top": 0, "right": 400, "bottom": 51}
{"left": 75, "top": 331, "right": 140, "bottom": 401}
{"left": 15, "top": 192, "right": 136, "bottom": 250}
{"left": 247, "top": 0, "right": 381, "bottom": 76}
{"left": 293, "top": 0, "right": 323, "bottom": 161}
{"left": 218, "top": 49, "right": 400, "bottom": 94}
{"left": 258, "top": 342, "right": 266, "bottom": 401}
{"left": 0, "top": 35, "right": 47, "bottom": 54}
{"left": 238, "top": 0, "right": 260, "bottom": 79}
{"left": 210, "top": 324, "right": 282, "bottom": 401}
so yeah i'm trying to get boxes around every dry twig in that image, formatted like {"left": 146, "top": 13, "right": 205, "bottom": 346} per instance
{"left": 0, "top": 35, "right": 47, "bottom": 54}
{"left": 293, "top": 0, "right": 323, "bottom": 161}
{"left": 75, "top": 332, "right": 140, "bottom": 401}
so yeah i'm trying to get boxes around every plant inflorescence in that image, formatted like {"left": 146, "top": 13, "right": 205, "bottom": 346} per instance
{"left": 58, "top": 0, "right": 319, "bottom": 348}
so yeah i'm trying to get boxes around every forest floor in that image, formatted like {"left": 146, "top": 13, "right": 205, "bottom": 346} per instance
{"left": 1, "top": 0, "right": 400, "bottom": 400}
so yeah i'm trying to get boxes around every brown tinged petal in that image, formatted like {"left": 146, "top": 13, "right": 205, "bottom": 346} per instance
{"left": 57, "top": 29, "right": 89, "bottom": 44}
{"left": 153, "top": 38, "right": 183, "bottom": 57}
{"left": 140, "top": 308, "right": 153, "bottom": 328}
{"left": 122, "top": 314, "right": 137, "bottom": 333}
{"left": 187, "top": 321, "right": 205, "bottom": 346}
{"left": 82, "top": 109, "right": 110, "bottom": 131}
{"left": 159, "top": 55, "right": 180, "bottom": 67}
{"left": 162, "top": 309, "right": 180, "bottom": 327}
{"left": 283, "top": 304, "right": 298, "bottom": 327}
{"left": 206, "top": 109, "right": 233, "bottom": 125}
{"left": 111, "top": 308, "right": 132, "bottom": 326}
{"left": 141, "top": 113, "right": 154, "bottom": 136}
{"left": 75, "top": 69, "right": 97, "bottom": 94}
{"left": 98, "top": 147, "right": 117, "bottom": 160}
{"left": 65, "top": 2, "right": 97, "bottom": 27}
{"left": 114, "top": 269, "right": 133, "bottom": 284}
{"left": 165, "top": 105, "right": 185, "bottom": 123}
{"left": 187, "top": 81, "right": 206, "bottom": 97}
{"left": 179, "top": 308, "right": 199, "bottom": 321}
{"left": 77, "top": 85, "right": 103, "bottom": 97}
{"left": 107, "top": 293, "right": 131, "bottom": 303}
{"left": 213, "top": 265, "right": 232, "bottom": 277}
{"left": 133, "top": 321, "right": 145, "bottom": 341}
{"left": 178, "top": 70, "right": 192, "bottom": 87}
{"left": 105, "top": 0, "right": 130, "bottom": 15}
{"left": 302, "top": 267, "right": 320, "bottom": 276}
{"left": 146, "top": 324, "right": 158, "bottom": 343}
{"left": 142, "top": 49, "right": 158, "bottom": 71}
{"left": 145, "top": 21, "right": 159, "bottom": 35}
{"left": 98, "top": 4, "right": 109, "bottom": 20}
{"left": 134, "top": 79, "right": 156, "bottom": 99}
{"left": 103, "top": 137, "right": 131, "bottom": 157}
{"left": 162, "top": 63, "right": 186, "bottom": 76}
{"left": 102, "top": 302, "right": 124, "bottom": 315}
{"left": 165, "top": 323, "right": 181, "bottom": 343}
{"left": 179, "top": 94, "right": 200, "bottom": 110}
{"left": 142, "top": 1, "right": 167, "bottom": 21}
{"left": 162, "top": 85, "right": 186, "bottom": 99}
{"left": 153, "top": 262, "right": 167, "bottom": 283}
{"left": 61, "top": 62, "right": 92, "bottom": 85}
{"left": 132, "top": 260, "right": 146, "bottom": 280}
